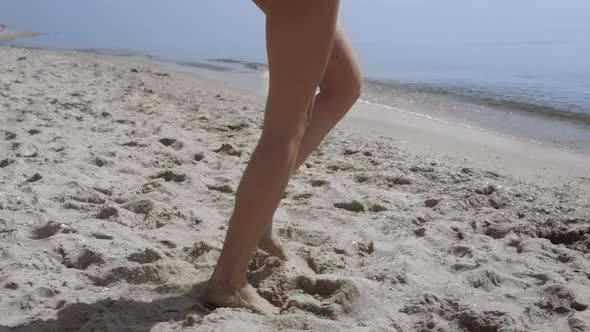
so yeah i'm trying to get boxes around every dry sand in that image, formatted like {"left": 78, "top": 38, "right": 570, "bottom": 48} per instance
{"left": 1, "top": 46, "right": 589, "bottom": 331}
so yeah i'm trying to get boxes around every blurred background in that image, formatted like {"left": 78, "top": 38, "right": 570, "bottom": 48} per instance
{"left": 2, "top": 0, "right": 589, "bottom": 151}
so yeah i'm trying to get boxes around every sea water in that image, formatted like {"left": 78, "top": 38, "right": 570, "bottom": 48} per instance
{"left": 2, "top": 0, "right": 589, "bottom": 152}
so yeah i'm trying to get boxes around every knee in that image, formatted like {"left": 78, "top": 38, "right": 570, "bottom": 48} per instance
{"left": 346, "top": 75, "right": 362, "bottom": 105}
{"left": 321, "top": 72, "right": 362, "bottom": 107}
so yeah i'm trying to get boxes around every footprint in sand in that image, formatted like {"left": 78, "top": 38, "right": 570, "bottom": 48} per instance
{"left": 185, "top": 241, "right": 216, "bottom": 263}
{"left": 284, "top": 275, "right": 361, "bottom": 320}
{"left": 401, "top": 294, "right": 517, "bottom": 332}
{"left": 456, "top": 309, "right": 517, "bottom": 332}
{"left": 464, "top": 268, "right": 505, "bottom": 291}
{"left": 32, "top": 222, "right": 75, "bottom": 239}
{"left": 327, "top": 162, "right": 355, "bottom": 172}
{"left": 63, "top": 187, "right": 107, "bottom": 205}
{"left": 278, "top": 227, "right": 331, "bottom": 247}
{"left": 207, "top": 184, "right": 234, "bottom": 194}
{"left": 4, "top": 131, "right": 17, "bottom": 140}
{"left": 89, "top": 265, "right": 168, "bottom": 287}
{"left": 91, "top": 232, "right": 114, "bottom": 240}
{"left": 310, "top": 179, "right": 329, "bottom": 187}
{"left": 293, "top": 192, "right": 313, "bottom": 201}
{"left": 56, "top": 246, "right": 105, "bottom": 270}
{"left": 213, "top": 143, "right": 242, "bottom": 157}
{"left": 194, "top": 152, "right": 205, "bottom": 161}
{"left": 127, "top": 248, "right": 162, "bottom": 264}
{"left": 160, "top": 240, "right": 177, "bottom": 249}
{"left": 121, "top": 141, "right": 148, "bottom": 147}
{"left": 516, "top": 224, "right": 590, "bottom": 251}
{"left": 25, "top": 173, "right": 43, "bottom": 183}
{"left": 91, "top": 156, "right": 108, "bottom": 167}
{"left": 354, "top": 173, "right": 412, "bottom": 186}
{"left": 476, "top": 184, "right": 496, "bottom": 195}
{"left": 243, "top": 250, "right": 285, "bottom": 289}
{"left": 410, "top": 165, "right": 436, "bottom": 173}
{"left": 532, "top": 284, "right": 588, "bottom": 316}
{"left": 0, "top": 158, "right": 15, "bottom": 168}
{"left": 484, "top": 223, "right": 518, "bottom": 239}
{"left": 151, "top": 170, "right": 187, "bottom": 183}
{"left": 227, "top": 123, "right": 249, "bottom": 131}
{"left": 96, "top": 206, "right": 119, "bottom": 219}
{"left": 334, "top": 200, "right": 365, "bottom": 213}
{"left": 414, "top": 227, "right": 426, "bottom": 237}
{"left": 425, "top": 198, "right": 441, "bottom": 208}
{"left": 368, "top": 203, "right": 388, "bottom": 213}
{"left": 343, "top": 148, "right": 361, "bottom": 156}
{"left": 113, "top": 119, "right": 136, "bottom": 125}
{"left": 159, "top": 138, "right": 184, "bottom": 151}
{"left": 449, "top": 245, "right": 474, "bottom": 258}
{"left": 488, "top": 193, "right": 510, "bottom": 209}
{"left": 355, "top": 240, "right": 375, "bottom": 255}
{"left": 305, "top": 248, "right": 345, "bottom": 274}
{"left": 122, "top": 199, "right": 154, "bottom": 215}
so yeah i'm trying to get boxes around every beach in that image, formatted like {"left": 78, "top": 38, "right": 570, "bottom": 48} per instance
{"left": 1, "top": 46, "right": 589, "bottom": 331}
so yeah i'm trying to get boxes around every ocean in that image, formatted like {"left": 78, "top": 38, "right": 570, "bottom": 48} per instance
{"left": 2, "top": 0, "right": 589, "bottom": 153}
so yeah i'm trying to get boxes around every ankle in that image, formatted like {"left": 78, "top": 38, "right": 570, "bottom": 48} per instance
{"left": 208, "top": 273, "right": 248, "bottom": 290}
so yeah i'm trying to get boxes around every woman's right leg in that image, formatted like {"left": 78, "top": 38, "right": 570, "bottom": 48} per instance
{"left": 206, "top": 0, "right": 341, "bottom": 315}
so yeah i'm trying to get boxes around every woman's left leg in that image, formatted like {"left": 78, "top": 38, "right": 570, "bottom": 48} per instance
{"left": 253, "top": 0, "right": 362, "bottom": 259}
{"left": 206, "top": 0, "right": 341, "bottom": 315}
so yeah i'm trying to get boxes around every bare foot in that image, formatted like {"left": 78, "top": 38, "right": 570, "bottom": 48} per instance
{"left": 257, "top": 228, "right": 289, "bottom": 261}
{"left": 205, "top": 279, "right": 279, "bottom": 316}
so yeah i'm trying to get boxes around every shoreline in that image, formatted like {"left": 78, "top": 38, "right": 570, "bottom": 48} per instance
{"left": 343, "top": 101, "right": 590, "bottom": 186}
{"left": 161, "top": 54, "right": 590, "bottom": 156}
{"left": 1, "top": 46, "right": 589, "bottom": 331}
{"left": 4, "top": 43, "right": 589, "bottom": 154}
{"left": 142, "top": 47, "right": 590, "bottom": 185}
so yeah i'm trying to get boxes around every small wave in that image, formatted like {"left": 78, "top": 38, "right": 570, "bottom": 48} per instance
{"left": 74, "top": 48, "right": 143, "bottom": 57}
{"left": 175, "top": 60, "right": 232, "bottom": 72}
{"left": 362, "top": 79, "right": 590, "bottom": 127}
{"left": 206, "top": 58, "right": 268, "bottom": 71}
{"left": 357, "top": 99, "right": 477, "bottom": 130}
{"left": 357, "top": 99, "right": 562, "bottom": 148}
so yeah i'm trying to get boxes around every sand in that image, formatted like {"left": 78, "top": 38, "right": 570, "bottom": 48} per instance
{"left": 0, "top": 31, "right": 40, "bottom": 42}
{"left": 1, "top": 45, "right": 589, "bottom": 332}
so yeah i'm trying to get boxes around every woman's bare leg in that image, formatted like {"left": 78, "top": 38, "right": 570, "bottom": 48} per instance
{"left": 253, "top": 0, "right": 362, "bottom": 260}
{"left": 206, "top": 0, "right": 341, "bottom": 315}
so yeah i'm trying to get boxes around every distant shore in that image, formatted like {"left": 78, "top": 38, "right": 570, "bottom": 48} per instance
{"left": 0, "top": 31, "right": 41, "bottom": 42}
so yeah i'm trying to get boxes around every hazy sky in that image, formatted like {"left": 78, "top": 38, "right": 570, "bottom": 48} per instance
{"left": 1, "top": 0, "right": 588, "bottom": 58}
{"left": 1, "top": 0, "right": 589, "bottom": 85}
{"left": 2, "top": 1, "right": 589, "bottom": 112}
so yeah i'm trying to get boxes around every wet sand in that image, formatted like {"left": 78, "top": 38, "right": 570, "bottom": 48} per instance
{"left": 1, "top": 46, "right": 589, "bottom": 331}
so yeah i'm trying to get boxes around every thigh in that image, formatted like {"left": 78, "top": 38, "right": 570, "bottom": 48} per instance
{"left": 251, "top": 1, "right": 360, "bottom": 99}
{"left": 251, "top": 0, "right": 270, "bottom": 13}
{"left": 262, "top": 0, "right": 340, "bottom": 131}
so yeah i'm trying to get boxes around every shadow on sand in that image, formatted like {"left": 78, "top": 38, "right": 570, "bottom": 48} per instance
{"left": 1, "top": 282, "right": 214, "bottom": 332}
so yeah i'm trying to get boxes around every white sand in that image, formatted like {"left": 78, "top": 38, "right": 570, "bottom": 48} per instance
{"left": 1, "top": 46, "right": 589, "bottom": 331}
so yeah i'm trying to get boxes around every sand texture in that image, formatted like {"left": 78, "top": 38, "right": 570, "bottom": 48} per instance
{"left": 1, "top": 46, "right": 589, "bottom": 331}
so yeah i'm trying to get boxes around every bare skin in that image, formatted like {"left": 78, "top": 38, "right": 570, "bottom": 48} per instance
{"left": 206, "top": 0, "right": 361, "bottom": 315}
{"left": 255, "top": 0, "right": 362, "bottom": 262}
